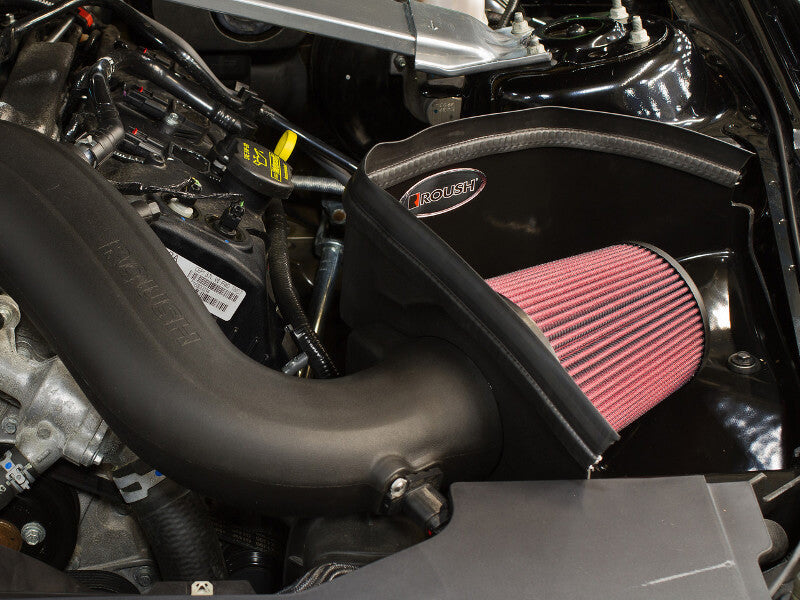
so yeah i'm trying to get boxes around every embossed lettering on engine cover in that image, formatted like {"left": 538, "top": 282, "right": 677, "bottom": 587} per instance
{"left": 98, "top": 240, "right": 201, "bottom": 346}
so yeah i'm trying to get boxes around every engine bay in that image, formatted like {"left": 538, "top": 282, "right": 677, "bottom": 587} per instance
{"left": 0, "top": 0, "right": 799, "bottom": 596}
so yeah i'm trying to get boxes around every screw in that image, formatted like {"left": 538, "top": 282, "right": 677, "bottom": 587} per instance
{"left": 388, "top": 477, "right": 408, "bottom": 500}
{"left": 331, "top": 208, "right": 347, "bottom": 225}
{"left": 727, "top": 351, "right": 761, "bottom": 375}
{"left": 164, "top": 112, "right": 180, "bottom": 127}
{"left": 1, "top": 417, "right": 17, "bottom": 435}
{"left": 393, "top": 55, "right": 407, "bottom": 70}
{"left": 20, "top": 522, "right": 46, "bottom": 546}
{"left": 609, "top": 0, "right": 629, "bottom": 23}
{"left": 134, "top": 566, "right": 155, "bottom": 588}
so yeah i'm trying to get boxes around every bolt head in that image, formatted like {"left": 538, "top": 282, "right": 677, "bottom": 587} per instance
{"left": 1, "top": 417, "right": 17, "bottom": 435}
{"left": 20, "top": 522, "right": 46, "bottom": 546}
{"left": 134, "top": 566, "right": 154, "bottom": 588}
{"left": 609, "top": 1, "right": 629, "bottom": 23}
{"left": 731, "top": 351, "right": 755, "bottom": 366}
{"left": 728, "top": 351, "right": 761, "bottom": 375}
{"left": 164, "top": 112, "right": 181, "bottom": 126}
{"left": 393, "top": 55, "right": 407, "bottom": 70}
{"left": 389, "top": 477, "right": 408, "bottom": 499}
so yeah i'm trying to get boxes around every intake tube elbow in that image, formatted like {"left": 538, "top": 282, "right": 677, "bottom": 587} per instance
{"left": 0, "top": 121, "right": 501, "bottom": 515}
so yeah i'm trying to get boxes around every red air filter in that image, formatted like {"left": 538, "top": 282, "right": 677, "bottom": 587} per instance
{"left": 487, "top": 244, "right": 706, "bottom": 431}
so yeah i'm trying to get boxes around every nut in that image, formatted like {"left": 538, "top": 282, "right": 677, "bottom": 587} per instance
{"left": 609, "top": 0, "right": 629, "bottom": 23}
{"left": 510, "top": 12, "right": 533, "bottom": 36}
{"left": 629, "top": 16, "right": 650, "bottom": 46}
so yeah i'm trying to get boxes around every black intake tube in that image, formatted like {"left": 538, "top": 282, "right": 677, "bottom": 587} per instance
{"left": 0, "top": 121, "right": 501, "bottom": 515}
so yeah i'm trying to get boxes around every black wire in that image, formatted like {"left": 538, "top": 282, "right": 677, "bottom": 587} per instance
{"left": 0, "top": 0, "right": 358, "bottom": 173}
{"left": 683, "top": 20, "right": 800, "bottom": 270}
{"left": 263, "top": 200, "right": 339, "bottom": 379}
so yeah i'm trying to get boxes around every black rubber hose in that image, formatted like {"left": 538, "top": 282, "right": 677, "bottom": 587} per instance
{"left": 0, "top": 120, "right": 500, "bottom": 515}
{"left": 71, "top": 46, "right": 252, "bottom": 136}
{"left": 124, "top": 49, "right": 254, "bottom": 135}
{"left": 0, "top": 0, "right": 231, "bottom": 105}
{"left": 292, "top": 176, "right": 346, "bottom": 195}
{"left": 115, "top": 466, "right": 227, "bottom": 582}
{"left": 0, "top": 0, "right": 358, "bottom": 172}
{"left": 264, "top": 200, "right": 339, "bottom": 379}
{"left": 72, "top": 71, "right": 124, "bottom": 167}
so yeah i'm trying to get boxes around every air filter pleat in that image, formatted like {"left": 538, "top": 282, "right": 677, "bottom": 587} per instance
{"left": 487, "top": 244, "right": 705, "bottom": 431}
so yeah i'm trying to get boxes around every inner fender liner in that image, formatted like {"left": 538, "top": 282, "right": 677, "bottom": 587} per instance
{"left": 0, "top": 120, "right": 501, "bottom": 515}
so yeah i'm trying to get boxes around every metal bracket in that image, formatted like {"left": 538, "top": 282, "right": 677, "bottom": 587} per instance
{"left": 165, "top": 0, "right": 551, "bottom": 76}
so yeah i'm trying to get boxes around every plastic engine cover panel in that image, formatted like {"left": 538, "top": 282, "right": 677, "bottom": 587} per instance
{"left": 290, "top": 477, "right": 770, "bottom": 600}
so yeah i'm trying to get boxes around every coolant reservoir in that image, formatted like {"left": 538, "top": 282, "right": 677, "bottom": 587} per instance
{"left": 420, "top": 0, "right": 488, "bottom": 24}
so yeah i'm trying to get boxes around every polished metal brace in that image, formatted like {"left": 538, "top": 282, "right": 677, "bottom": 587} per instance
{"left": 165, "top": 0, "right": 551, "bottom": 76}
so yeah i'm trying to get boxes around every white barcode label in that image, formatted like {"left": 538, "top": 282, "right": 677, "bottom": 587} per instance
{"left": 167, "top": 249, "right": 246, "bottom": 321}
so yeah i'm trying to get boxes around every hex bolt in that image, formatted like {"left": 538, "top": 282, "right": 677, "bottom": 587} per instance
{"left": 727, "top": 351, "right": 761, "bottom": 375}
{"left": 629, "top": 16, "right": 650, "bottom": 46}
{"left": 20, "top": 522, "right": 46, "bottom": 546}
{"left": 609, "top": 0, "right": 629, "bottom": 23}
{"left": 1, "top": 416, "right": 17, "bottom": 435}
{"left": 134, "top": 566, "right": 155, "bottom": 588}
{"left": 164, "top": 112, "right": 181, "bottom": 127}
{"left": 388, "top": 477, "right": 409, "bottom": 500}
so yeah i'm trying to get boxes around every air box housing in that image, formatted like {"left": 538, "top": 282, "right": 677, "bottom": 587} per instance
{"left": 342, "top": 107, "right": 749, "bottom": 477}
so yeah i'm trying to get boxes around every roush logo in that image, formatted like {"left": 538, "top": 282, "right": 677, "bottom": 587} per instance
{"left": 399, "top": 168, "right": 486, "bottom": 218}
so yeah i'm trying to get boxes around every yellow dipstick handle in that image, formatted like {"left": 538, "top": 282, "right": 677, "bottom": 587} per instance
{"left": 275, "top": 130, "right": 297, "bottom": 161}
